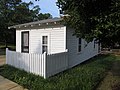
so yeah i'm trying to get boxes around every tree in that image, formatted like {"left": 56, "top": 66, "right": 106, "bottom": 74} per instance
{"left": 0, "top": 0, "right": 52, "bottom": 47}
{"left": 38, "top": 13, "right": 52, "bottom": 20}
{"left": 57, "top": 0, "right": 120, "bottom": 48}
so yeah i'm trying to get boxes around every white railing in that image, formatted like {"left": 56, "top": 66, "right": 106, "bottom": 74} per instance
{"left": 6, "top": 48, "right": 68, "bottom": 78}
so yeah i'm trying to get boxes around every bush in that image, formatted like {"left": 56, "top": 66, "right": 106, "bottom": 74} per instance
{"left": 0, "top": 54, "right": 115, "bottom": 90}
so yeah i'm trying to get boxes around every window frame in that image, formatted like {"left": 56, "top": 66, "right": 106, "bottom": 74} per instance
{"left": 78, "top": 38, "right": 82, "bottom": 52}
{"left": 94, "top": 40, "right": 96, "bottom": 48}
{"left": 21, "top": 31, "right": 29, "bottom": 53}
{"left": 42, "top": 36, "right": 48, "bottom": 54}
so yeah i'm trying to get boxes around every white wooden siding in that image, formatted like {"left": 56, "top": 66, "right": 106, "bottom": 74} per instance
{"left": 50, "top": 27, "right": 65, "bottom": 54}
{"left": 66, "top": 28, "right": 99, "bottom": 68}
{"left": 16, "top": 30, "right": 21, "bottom": 52}
{"left": 16, "top": 26, "right": 66, "bottom": 54}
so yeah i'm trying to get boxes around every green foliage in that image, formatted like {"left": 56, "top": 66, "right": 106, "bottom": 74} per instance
{"left": 38, "top": 13, "right": 52, "bottom": 20}
{"left": 0, "top": 0, "right": 52, "bottom": 46}
{"left": 57, "top": 0, "right": 120, "bottom": 47}
{"left": 0, "top": 55, "right": 115, "bottom": 90}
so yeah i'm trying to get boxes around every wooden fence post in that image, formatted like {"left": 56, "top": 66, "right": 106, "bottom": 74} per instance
{"left": 43, "top": 52, "right": 47, "bottom": 79}
{"left": 6, "top": 48, "right": 8, "bottom": 64}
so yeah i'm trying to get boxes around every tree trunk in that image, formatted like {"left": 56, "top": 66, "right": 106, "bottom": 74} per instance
{"left": 5, "top": 40, "right": 7, "bottom": 48}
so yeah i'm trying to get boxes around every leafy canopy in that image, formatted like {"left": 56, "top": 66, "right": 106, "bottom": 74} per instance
{"left": 57, "top": 0, "right": 120, "bottom": 47}
{"left": 0, "top": 0, "right": 52, "bottom": 45}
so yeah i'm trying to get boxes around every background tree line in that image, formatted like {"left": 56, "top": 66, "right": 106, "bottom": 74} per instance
{"left": 1, "top": 0, "right": 120, "bottom": 49}
{"left": 0, "top": 0, "right": 52, "bottom": 47}
{"left": 57, "top": 0, "right": 120, "bottom": 48}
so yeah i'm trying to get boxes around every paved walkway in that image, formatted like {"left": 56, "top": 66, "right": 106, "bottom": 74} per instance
{"left": 0, "top": 55, "right": 28, "bottom": 90}
{"left": 0, "top": 76, "right": 27, "bottom": 90}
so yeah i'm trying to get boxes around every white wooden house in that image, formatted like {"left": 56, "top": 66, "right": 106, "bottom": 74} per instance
{"left": 7, "top": 18, "right": 99, "bottom": 78}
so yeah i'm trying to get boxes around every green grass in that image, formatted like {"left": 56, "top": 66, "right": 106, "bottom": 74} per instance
{"left": 0, "top": 54, "right": 115, "bottom": 90}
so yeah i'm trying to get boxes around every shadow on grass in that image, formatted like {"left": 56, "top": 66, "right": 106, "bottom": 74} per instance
{"left": 111, "top": 60, "right": 120, "bottom": 76}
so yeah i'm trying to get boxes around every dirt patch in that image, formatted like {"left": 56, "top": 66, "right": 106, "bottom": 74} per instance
{"left": 0, "top": 56, "right": 5, "bottom": 66}
{"left": 112, "top": 82, "right": 120, "bottom": 90}
{"left": 96, "top": 56, "right": 120, "bottom": 90}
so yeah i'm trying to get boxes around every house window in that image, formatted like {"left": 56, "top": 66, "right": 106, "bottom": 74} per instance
{"left": 94, "top": 40, "right": 96, "bottom": 48}
{"left": 78, "top": 38, "right": 81, "bottom": 52}
{"left": 21, "top": 31, "right": 29, "bottom": 53}
{"left": 42, "top": 36, "right": 48, "bottom": 53}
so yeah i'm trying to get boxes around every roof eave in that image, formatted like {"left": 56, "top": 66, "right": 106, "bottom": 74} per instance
{"left": 8, "top": 18, "right": 63, "bottom": 29}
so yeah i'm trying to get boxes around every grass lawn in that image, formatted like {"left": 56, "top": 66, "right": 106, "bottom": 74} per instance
{"left": 0, "top": 54, "right": 115, "bottom": 90}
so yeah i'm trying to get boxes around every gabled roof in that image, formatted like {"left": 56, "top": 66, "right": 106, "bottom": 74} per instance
{"left": 8, "top": 18, "right": 63, "bottom": 29}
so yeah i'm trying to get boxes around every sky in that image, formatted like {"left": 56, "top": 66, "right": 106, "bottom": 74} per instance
{"left": 22, "top": 0, "right": 60, "bottom": 17}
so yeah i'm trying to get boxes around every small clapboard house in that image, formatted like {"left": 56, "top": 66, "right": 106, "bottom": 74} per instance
{"left": 7, "top": 18, "right": 99, "bottom": 78}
